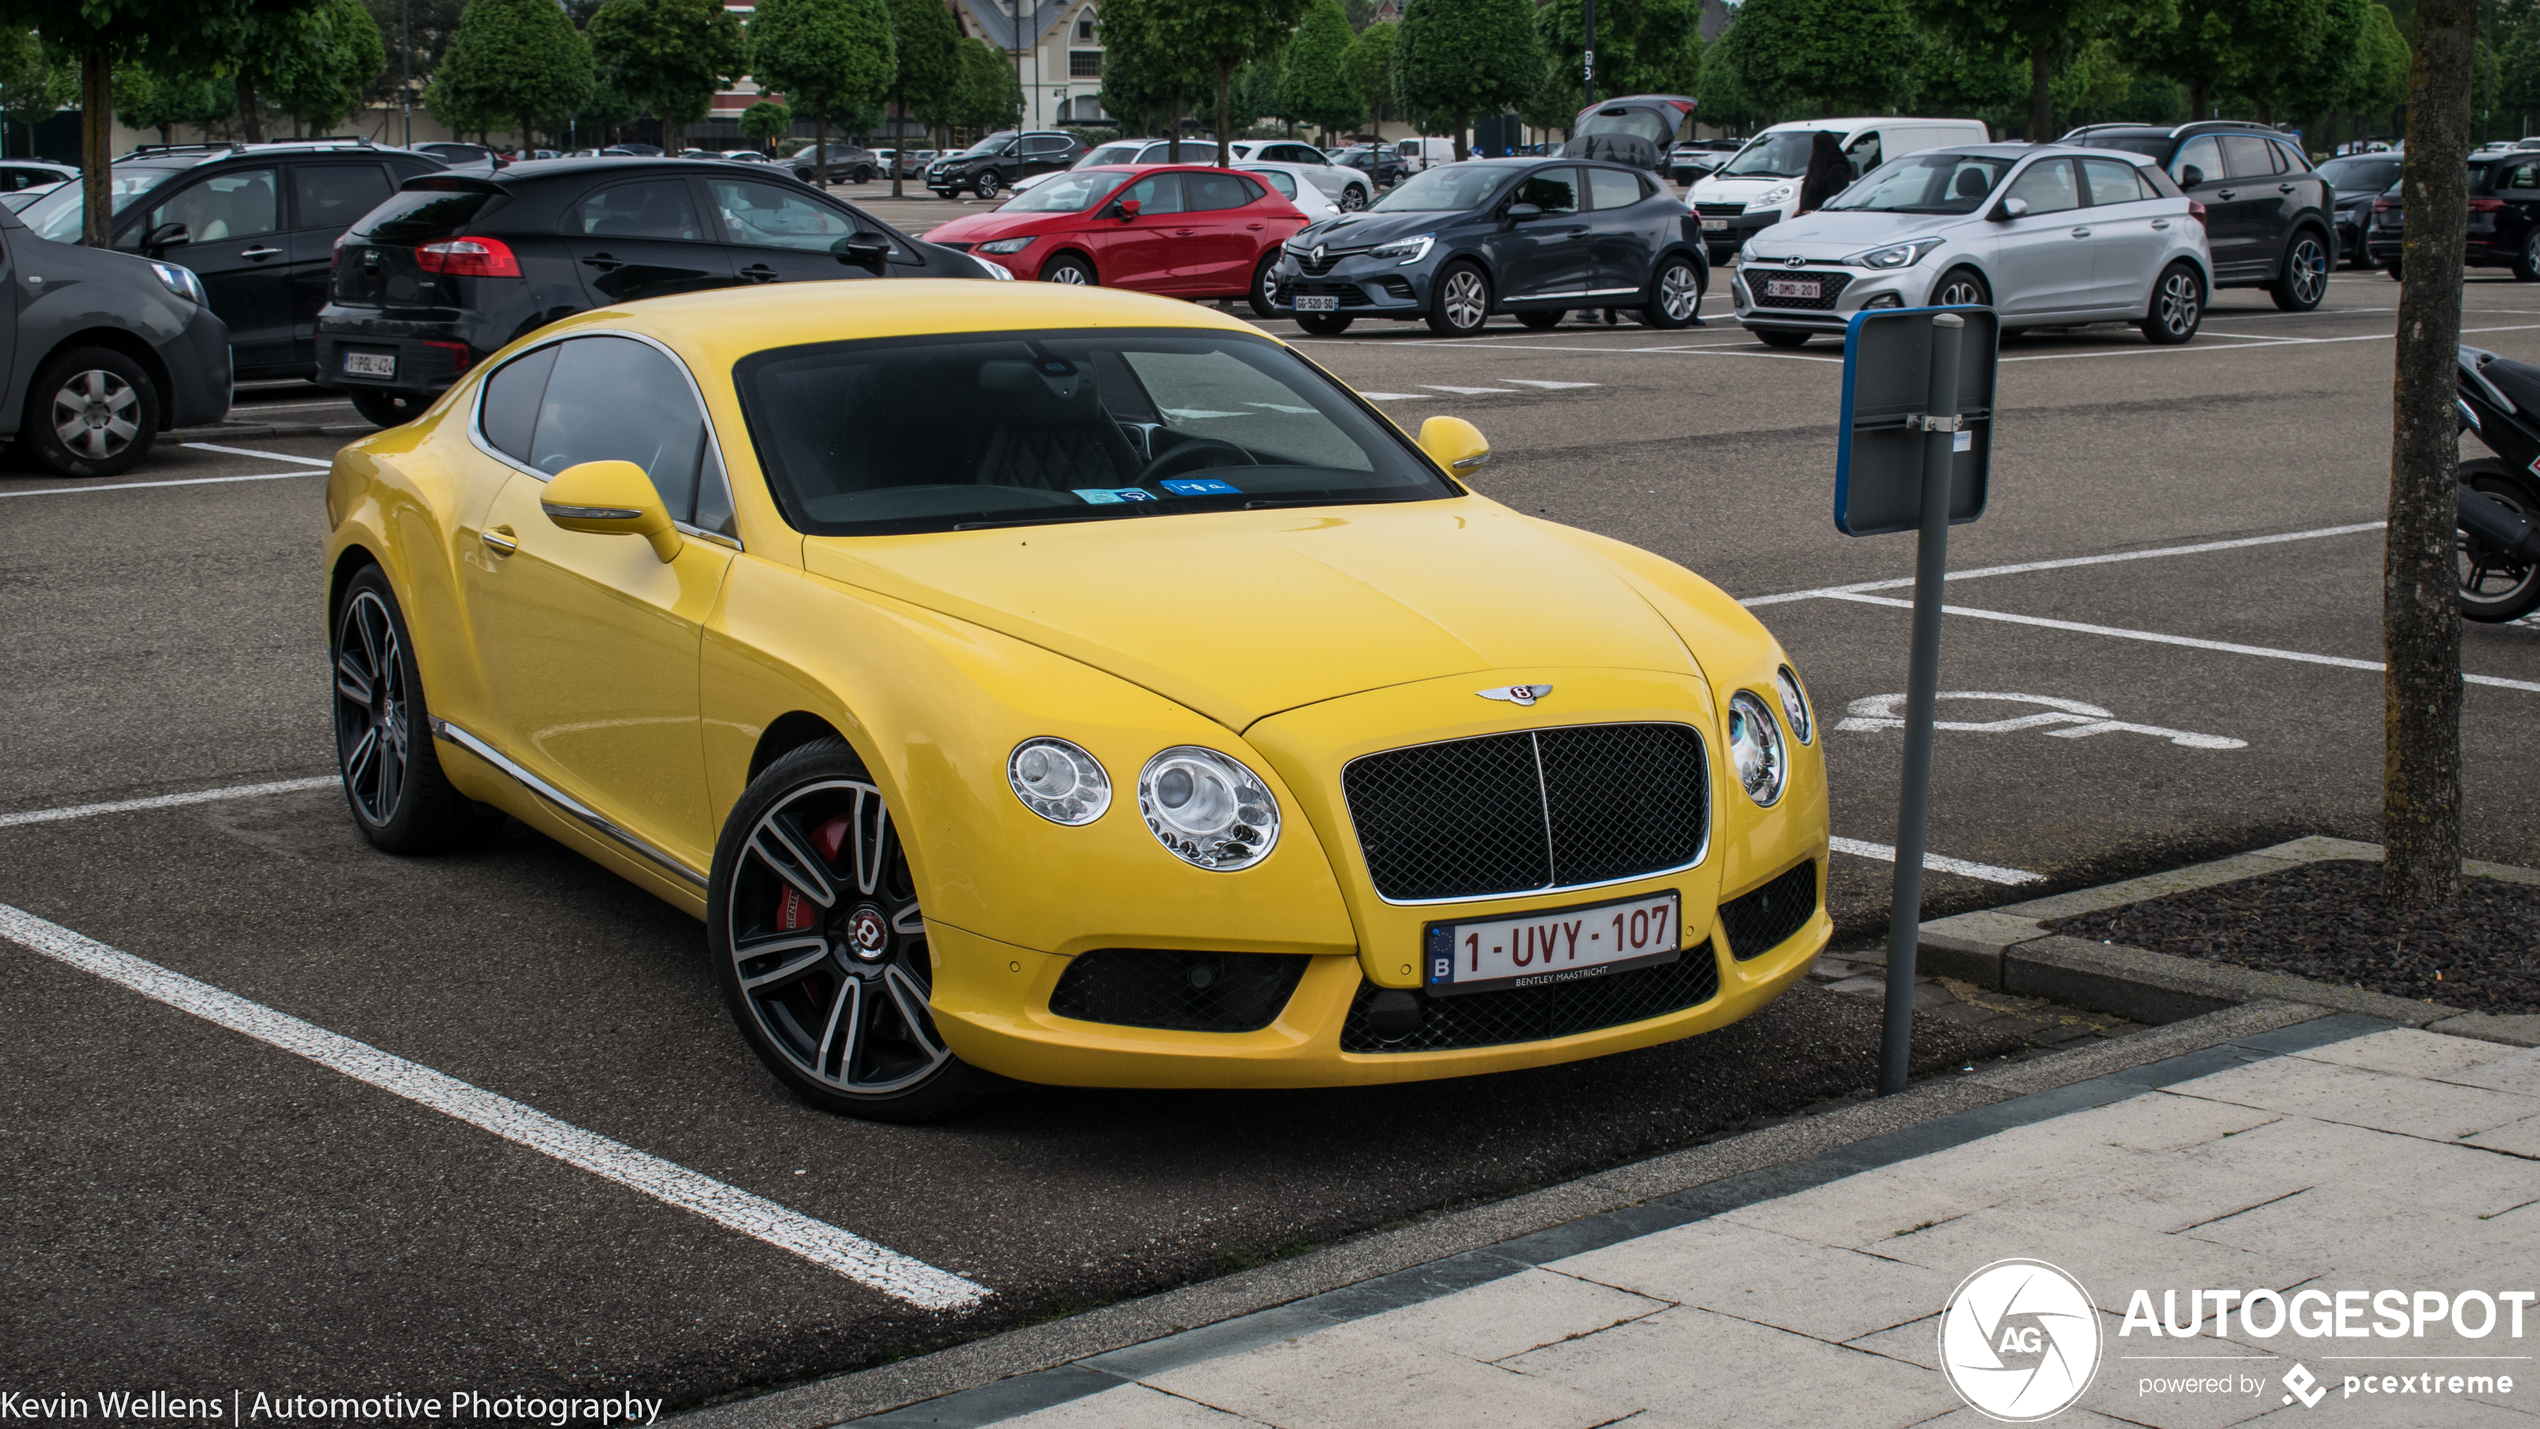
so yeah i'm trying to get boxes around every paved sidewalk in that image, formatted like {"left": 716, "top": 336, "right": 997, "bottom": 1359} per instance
{"left": 866, "top": 1021, "right": 2540, "bottom": 1428}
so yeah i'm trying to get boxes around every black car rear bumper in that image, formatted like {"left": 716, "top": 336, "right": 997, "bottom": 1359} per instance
{"left": 312, "top": 317, "right": 479, "bottom": 397}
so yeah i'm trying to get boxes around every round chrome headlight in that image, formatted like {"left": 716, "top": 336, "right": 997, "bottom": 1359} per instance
{"left": 1727, "top": 692, "right": 1787, "bottom": 806}
{"left": 1138, "top": 746, "right": 1279, "bottom": 870}
{"left": 1776, "top": 666, "right": 1813, "bottom": 744}
{"left": 1008, "top": 737, "right": 1111, "bottom": 825}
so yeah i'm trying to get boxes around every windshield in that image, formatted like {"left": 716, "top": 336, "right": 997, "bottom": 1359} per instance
{"left": 1001, "top": 170, "right": 1125, "bottom": 212}
{"left": 1369, "top": 165, "right": 1509, "bottom": 212}
{"left": 2320, "top": 156, "right": 2402, "bottom": 191}
{"left": 1719, "top": 131, "right": 1831, "bottom": 178}
{"left": 734, "top": 330, "right": 1453, "bottom": 536}
{"left": 1080, "top": 143, "right": 1143, "bottom": 166}
{"left": 1823, "top": 152, "right": 2017, "bottom": 214}
{"left": 960, "top": 132, "right": 1016, "bottom": 157}
{"left": 19, "top": 166, "right": 185, "bottom": 243}
{"left": 1576, "top": 108, "right": 1672, "bottom": 147}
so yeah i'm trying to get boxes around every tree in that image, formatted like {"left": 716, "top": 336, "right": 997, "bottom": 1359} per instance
{"left": 1095, "top": 0, "right": 1201, "bottom": 153}
{"left": 1395, "top": 0, "right": 1541, "bottom": 159}
{"left": 1710, "top": 0, "right": 1917, "bottom": 118}
{"left": 1538, "top": 0, "right": 1703, "bottom": 110}
{"left": 1343, "top": 18, "right": 1393, "bottom": 136}
{"left": 119, "top": 59, "right": 234, "bottom": 143}
{"left": 0, "top": 31, "right": 75, "bottom": 158}
{"left": 750, "top": 0, "right": 889, "bottom": 183}
{"left": 360, "top": 0, "right": 465, "bottom": 117}
{"left": 739, "top": 96, "right": 788, "bottom": 149}
{"left": 882, "top": 0, "right": 957, "bottom": 195}
{"left": 951, "top": 34, "right": 1019, "bottom": 133}
{"left": 1278, "top": 0, "right": 1361, "bottom": 139}
{"left": 1908, "top": 0, "right": 2136, "bottom": 142}
{"left": 588, "top": 0, "right": 745, "bottom": 148}
{"left": 252, "top": 0, "right": 388, "bottom": 136}
{"left": 427, "top": 0, "right": 591, "bottom": 146}
{"left": 2124, "top": 0, "right": 2319, "bottom": 120}
{"left": 1156, "top": 0, "right": 1309, "bottom": 166}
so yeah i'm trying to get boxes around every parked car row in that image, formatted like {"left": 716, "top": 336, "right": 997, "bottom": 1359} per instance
{"left": 2365, "top": 150, "right": 2540, "bottom": 280}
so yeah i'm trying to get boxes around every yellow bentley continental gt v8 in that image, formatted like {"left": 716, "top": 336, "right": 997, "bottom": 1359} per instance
{"left": 323, "top": 280, "right": 1829, "bottom": 1120}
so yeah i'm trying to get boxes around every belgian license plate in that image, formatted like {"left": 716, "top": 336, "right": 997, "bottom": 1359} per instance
{"left": 342, "top": 351, "right": 396, "bottom": 378}
{"left": 1424, "top": 890, "right": 1682, "bottom": 997}
{"left": 1293, "top": 294, "right": 1339, "bottom": 313}
{"left": 1701, "top": 217, "right": 1729, "bottom": 231}
{"left": 1764, "top": 277, "right": 1822, "bottom": 300}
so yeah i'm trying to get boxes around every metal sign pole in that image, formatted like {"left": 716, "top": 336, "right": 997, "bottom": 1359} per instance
{"left": 1878, "top": 311, "right": 1964, "bottom": 1097}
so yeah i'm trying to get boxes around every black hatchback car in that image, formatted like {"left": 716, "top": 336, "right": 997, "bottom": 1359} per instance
{"left": 2317, "top": 153, "right": 2403, "bottom": 266}
{"left": 2364, "top": 153, "right": 2540, "bottom": 280}
{"left": 314, "top": 157, "right": 995, "bottom": 425}
{"left": 1271, "top": 157, "right": 1708, "bottom": 336}
{"left": 925, "top": 131, "right": 1086, "bottom": 199}
{"left": 2063, "top": 120, "right": 2335, "bottom": 310}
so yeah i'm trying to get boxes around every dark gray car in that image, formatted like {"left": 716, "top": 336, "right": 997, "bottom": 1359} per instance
{"left": 0, "top": 203, "right": 233, "bottom": 477}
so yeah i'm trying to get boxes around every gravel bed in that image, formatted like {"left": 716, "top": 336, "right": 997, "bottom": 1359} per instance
{"left": 2045, "top": 860, "right": 2540, "bottom": 1014}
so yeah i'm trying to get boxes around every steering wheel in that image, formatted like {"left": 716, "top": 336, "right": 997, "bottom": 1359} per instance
{"left": 1136, "top": 436, "right": 1259, "bottom": 484}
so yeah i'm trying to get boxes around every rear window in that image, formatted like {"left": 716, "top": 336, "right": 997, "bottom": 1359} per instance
{"left": 2071, "top": 134, "right": 2171, "bottom": 160}
{"left": 353, "top": 186, "right": 496, "bottom": 242}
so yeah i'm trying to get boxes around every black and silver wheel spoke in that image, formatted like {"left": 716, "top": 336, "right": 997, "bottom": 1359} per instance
{"left": 749, "top": 809, "right": 842, "bottom": 909}
{"left": 334, "top": 590, "right": 411, "bottom": 826}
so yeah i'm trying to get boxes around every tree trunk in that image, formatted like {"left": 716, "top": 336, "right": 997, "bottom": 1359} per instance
{"left": 81, "top": 52, "right": 111, "bottom": 247}
{"left": 2188, "top": 78, "right": 2209, "bottom": 122}
{"left": 2029, "top": 42, "right": 2052, "bottom": 145}
{"left": 1215, "top": 58, "right": 1233, "bottom": 168}
{"left": 1168, "top": 84, "right": 1183, "bottom": 161}
{"left": 1452, "top": 107, "right": 1468, "bottom": 160}
{"left": 890, "top": 96, "right": 905, "bottom": 198}
{"left": 237, "top": 73, "right": 265, "bottom": 143}
{"left": 814, "top": 103, "right": 828, "bottom": 187}
{"left": 520, "top": 113, "right": 534, "bottom": 154}
{"left": 2384, "top": 0, "right": 2475, "bottom": 911}
{"left": 662, "top": 109, "right": 677, "bottom": 154}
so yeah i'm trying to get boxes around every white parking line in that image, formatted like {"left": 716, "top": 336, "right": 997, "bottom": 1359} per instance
{"left": 1742, "top": 521, "right": 2388, "bottom": 606}
{"left": 1827, "top": 836, "right": 2043, "bottom": 885}
{"left": 179, "top": 442, "right": 335, "bottom": 467}
{"left": 0, "top": 777, "right": 339, "bottom": 829}
{"left": 0, "top": 902, "right": 993, "bottom": 1311}
{"left": 0, "top": 470, "right": 324, "bottom": 500}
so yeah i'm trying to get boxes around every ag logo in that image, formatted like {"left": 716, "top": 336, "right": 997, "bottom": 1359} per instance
{"left": 1938, "top": 1259, "right": 2101, "bottom": 1422}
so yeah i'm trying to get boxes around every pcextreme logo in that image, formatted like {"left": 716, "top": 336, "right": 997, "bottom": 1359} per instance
{"left": 1938, "top": 1259, "right": 2102, "bottom": 1422}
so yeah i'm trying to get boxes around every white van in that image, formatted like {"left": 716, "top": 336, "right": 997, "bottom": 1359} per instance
{"left": 1689, "top": 116, "right": 1991, "bottom": 260}
{"left": 1394, "top": 136, "right": 1458, "bottom": 172}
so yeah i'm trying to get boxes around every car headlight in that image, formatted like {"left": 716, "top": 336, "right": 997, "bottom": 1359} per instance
{"left": 1758, "top": 183, "right": 1794, "bottom": 205}
{"left": 1776, "top": 666, "right": 1813, "bottom": 744}
{"left": 150, "top": 260, "right": 206, "bottom": 306}
{"left": 1368, "top": 234, "right": 1433, "bottom": 264}
{"left": 1847, "top": 237, "right": 1944, "bottom": 270}
{"left": 1138, "top": 746, "right": 1279, "bottom": 870}
{"left": 1727, "top": 691, "right": 1787, "bottom": 806}
{"left": 975, "top": 235, "right": 1033, "bottom": 254}
{"left": 1009, "top": 737, "right": 1110, "bottom": 824}
{"left": 970, "top": 253, "right": 1016, "bottom": 280}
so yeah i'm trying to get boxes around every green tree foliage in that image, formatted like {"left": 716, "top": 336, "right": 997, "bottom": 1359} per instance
{"left": 1906, "top": 0, "right": 2135, "bottom": 140}
{"left": 1232, "top": 54, "right": 1278, "bottom": 133}
{"left": 2230, "top": 0, "right": 2368, "bottom": 124}
{"left": 1537, "top": 0, "right": 1702, "bottom": 115}
{"left": 264, "top": 0, "right": 388, "bottom": 133}
{"left": 739, "top": 96, "right": 787, "bottom": 147}
{"left": 883, "top": 0, "right": 958, "bottom": 193}
{"left": 1156, "top": 0, "right": 1309, "bottom": 166}
{"left": 0, "top": 31, "right": 75, "bottom": 155}
{"left": 1278, "top": 0, "right": 1361, "bottom": 139}
{"left": 1096, "top": 0, "right": 1202, "bottom": 149}
{"left": 359, "top": 0, "right": 464, "bottom": 111}
{"left": 952, "top": 35, "right": 1019, "bottom": 133}
{"left": 1341, "top": 18, "right": 1393, "bottom": 134}
{"left": 1708, "top": 0, "right": 1916, "bottom": 117}
{"left": 1394, "top": 0, "right": 1541, "bottom": 158}
{"left": 1898, "top": 29, "right": 2025, "bottom": 127}
{"left": 750, "top": 0, "right": 891, "bottom": 179}
{"left": 119, "top": 59, "right": 235, "bottom": 141}
{"left": 429, "top": 0, "right": 594, "bottom": 145}
{"left": 2125, "top": 0, "right": 2314, "bottom": 119}
{"left": 588, "top": 0, "right": 744, "bottom": 146}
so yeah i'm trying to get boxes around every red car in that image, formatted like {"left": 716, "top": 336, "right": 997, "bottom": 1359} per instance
{"left": 923, "top": 165, "right": 1309, "bottom": 316}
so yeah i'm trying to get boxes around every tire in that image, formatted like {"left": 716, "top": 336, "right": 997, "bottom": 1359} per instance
{"left": 974, "top": 171, "right": 1001, "bottom": 200}
{"left": 331, "top": 566, "right": 507, "bottom": 854}
{"left": 2517, "top": 232, "right": 2540, "bottom": 283}
{"left": 929, "top": 188, "right": 953, "bottom": 199}
{"left": 1246, "top": 254, "right": 1280, "bottom": 319}
{"left": 2458, "top": 458, "right": 2540, "bottom": 622}
{"left": 852, "top": 166, "right": 873, "bottom": 184}
{"left": 24, "top": 346, "right": 158, "bottom": 478}
{"left": 1295, "top": 312, "right": 1354, "bottom": 335}
{"left": 1516, "top": 309, "right": 1565, "bottom": 330}
{"left": 1752, "top": 328, "right": 1812, "bottom": 349}
{"left": 2385, "top": 258, "right": 2404, "bottom": 280}
{"left": 1341, "top": 183, "right": 1369, "bottom": 212}
{"left": 1425, "top": 261, "right": 1491, "bottom": 336}
{"left": 1641, "top": 255, "right": 1703, "bottom": 329}
{"left": 2141, "top": 261, "right": 2204, "bottom": 345}
{"left": 707, "top": 737, "right": 1001, "bottom": 1122}
{"left": 348, "top": 388, "right": 431, "bottom": 428}
{"left": 1929, "top": 266, "right": 1991, "bottom": 310}
{"left": 1042, "top": 254, "right": 1096, "bottom": 285}
{"left": 2270, "top": 230, "right": 2330, "bottom": 310}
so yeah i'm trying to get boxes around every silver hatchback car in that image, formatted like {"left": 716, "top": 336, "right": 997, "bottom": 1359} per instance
{"left": 1731, "top": 144, "right": 2213, "bottom": 348}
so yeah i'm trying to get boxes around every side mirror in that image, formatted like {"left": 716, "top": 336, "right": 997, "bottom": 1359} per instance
{"left": 835, "top": 230, "right": 891, "bottom": 269}
{"left": 2177, "top": 165, "right": 2205, "bottom": 188}
{"left": 541, "top": 460, "right": 681, "bottom": 562}
{"left": 1115, "top": 197, "right": 1142, "bottom": 219}
{"left": 1506, "top": 202, "right": 1545, "bottom": 223}
{"left": 1417, "top": 416, "right": 1490, "bottom": 478}
{"left": 1993, "top": 196, "right": 2029, "bottom": 221}
{"left": 143, "top": 221, "right": 190, "bottom": 253}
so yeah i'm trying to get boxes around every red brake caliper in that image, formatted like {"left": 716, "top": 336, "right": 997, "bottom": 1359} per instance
{"left": 774, "top": 814, "right": 853, "bottom": 932}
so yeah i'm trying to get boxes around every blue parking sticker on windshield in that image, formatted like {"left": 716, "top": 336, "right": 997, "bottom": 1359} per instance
{"left": 1159, "top": 477, "right": 1242, "bottom": 496}
{"left": 1073, "top": 487, "right": 1160, "bottom": 504}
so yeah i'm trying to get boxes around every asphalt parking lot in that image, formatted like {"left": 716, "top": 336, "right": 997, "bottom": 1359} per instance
{"left": 5, "top": 239, "right": 2539, "bottom": 1411}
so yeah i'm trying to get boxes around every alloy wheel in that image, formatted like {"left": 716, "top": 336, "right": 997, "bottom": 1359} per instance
{"left": 51, "top": 369, "right": 139, "bottom": 462}
{"left": 2288, "top": 237, "right": 2328, "bottom": 306}
{"left": 726, "top": 779, "right": 949, "bottom": 1096}
{"left": 2460, "top": 486, "right": 2540, "bottom": 612}
{"left": 1442, "top": 268, "right": 1487, "bottom": 331}
{"left": 1933, "top": 275, "right": 1988, "bottom": 308}
{"left": 1046, "top": 261, "right": 1092, "bottom": 285}
{"left": 1341, "top": 185, "right": 1368, "bottom": 211}
{"left": 1659, "top": 262, "right": 1700, "bottom": 322}
{"left": 332, "top": 590, "right": 410, "bottom": 826}
{"left": 2157, "top": 268, "right": 2201, "bottom": 337}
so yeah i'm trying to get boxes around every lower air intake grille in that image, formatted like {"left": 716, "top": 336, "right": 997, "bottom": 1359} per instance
{"left": 1049, "top": 949, "right": 1307, "bottom": 1033}
{"left": 1695, "top": 202, "right": 1746, "bottom": 218}
{"left": 1720, "top": 861, "right": 1818, "bottom": 961}
{"left": 1339, "top": 941, "right": 1721, "bottom": 1052}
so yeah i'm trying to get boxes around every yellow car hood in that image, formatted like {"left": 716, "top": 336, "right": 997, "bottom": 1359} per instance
{"left": 801, "top": 498, "right": 1702, "bottom": 730}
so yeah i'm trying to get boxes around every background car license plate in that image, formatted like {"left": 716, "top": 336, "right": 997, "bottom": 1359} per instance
{"left": 1700, "top": 218, "right": 1728, "bottom": 231}
{"left": 1764, "top": 278, "right": 1821, "bottom": 299}
{"left": 1292, "top": 294, "right": 1340, "bottom": 312}
{"left": 342, "top": 352, "right": 396, "bottom": 378}
{"left": 1423, "top": 890, "right": 1682, "bottom": 997}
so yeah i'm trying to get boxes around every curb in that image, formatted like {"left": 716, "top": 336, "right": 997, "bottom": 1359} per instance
{"left": 1915, "top": 835, "right": 2540, "bottom": 1048}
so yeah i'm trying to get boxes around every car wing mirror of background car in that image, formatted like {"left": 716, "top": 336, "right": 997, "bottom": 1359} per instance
{"left": 832, "top": 230, "right": 892, "bottom": 271}
{"left": 1992, "top": 196, "right": 2029, "bottom": 222}
{"left": 539, "top": 460, "right": 682, "bottom": 562}
{"left": 143, "top": 221, "right": 189, "bottom": 253}
{"left": 2178, "top": 167, "right": 2205, "bottom": 188}
{"left": 1417, "top": 416, "right": 1491, "bottom": 478}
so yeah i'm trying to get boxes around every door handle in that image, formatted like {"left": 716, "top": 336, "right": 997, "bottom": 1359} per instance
{"left": 2151, "top": 219, "right": 2171, "bottom": 229}
{"left": 2216, "top": 189, "right": 2237, "bottom": 200}
{"left": 582, "top": 253, "right": 624, "bottom": 271}
{"left": 2071, "top": 227, "right": 2092, "bottom": 238}
{"left": 481, "top": 525, "right": 518, "bottom": 556}
{"left": 739, "top": 263, "right": 778, "bottom": 283}
{"left": 240, "top": 245, "right": 281, "bottom": 260}
{"left": 2279, "top": 183, "right": 2297, "bottom": 193}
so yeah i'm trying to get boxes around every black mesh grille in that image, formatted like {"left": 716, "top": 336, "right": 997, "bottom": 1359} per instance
{"left": 1750, "top": 270, "right": 1853, "bottom": 311}
{"left": 1048, "top": 950, "right": 1307, "bottom": 1033}
{"left": 1342, "top": 724, "right": 1708, "bottom": 902}
{"left": 1340, "top": 941, "right": 1721, "bottom": 1052}
{"left": 1695, "top": 202, "right": 1746, "bottom": 217}
{"left": 1719, "top": 861, "right": 1818, "bottom": 961}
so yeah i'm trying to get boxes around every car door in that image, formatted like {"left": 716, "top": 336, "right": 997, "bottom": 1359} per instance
{"left": 125, "top": 166, "right": 293, "bottom": 374}
{"left": 702, "top": 174, "right": 890, "bottom": 284}
{"left": 562, "top": 177, "right": 735, "bottom": 304}
{"left": 2080, "top": 157, "right": 2173, "bottom": 312}
{"left": 463, "top": 333, "right": 737, "bottom": 870}
{"left": 1177, "top": 170, "right": 1272, "bottom": 291}
{"left": 2494, "top": 160, "right": 2540, "bottom": 261}
{"left": 2162, "top": 135, "right": 2245, "bottom": 274}
{"left": 1583, "top": 166, "right": 1660, "bottom": 301}
{"left": 1077, "top": 172, "right": 1184, "bottom": 290}
{"left": 1491, "top": 166, "right": 1590, "bottom": 304}
{"left": 285, "top": 161, "right": 397, "bottom": 368}
{"left": 2221, "top": 134, "right": 2299, "bottom": 278}
{"left": 1020, "top": 134, "right": 1074, "bottom": 177}
{"left": 1988, "top": 157, "right": 2094, "bottom": 317}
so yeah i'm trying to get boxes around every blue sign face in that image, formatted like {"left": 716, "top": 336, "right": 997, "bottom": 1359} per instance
{"left": 1160, "top": 477, "right": 1242, "bottom": 496}
{"left": 1832, "top": 305, "right": 1999, "bottom": 538}
{"left": 1073, "top": 487, "right": 1160, "bottom": 504}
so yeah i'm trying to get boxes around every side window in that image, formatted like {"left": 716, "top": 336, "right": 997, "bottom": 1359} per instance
{"left": 1251, "top": 169, "right": 1298, "bottom": 199}
{"left": 2081, "top": 158, "right": 2151, "bottom": 206}
{"left": 2002, "top": 158, "right": 2081, "bottom": 215}
{"left": 293, "top": 164, "right": 394, "bottom": 232}
{"left": 1024, "top": 135, "right": 1067, "bottom": 156}
{"left": 1844, "top": 131, "right": 1882, "bottom": 178}
{"left": 1184, "top": 172, "right": 1261, "bottom": 210}
{"left": 2507, "top": 163, "right": 2540, "bottom": 192}
{"left": 2171, "top": 135, "right": 2223, "bottom": 187}
{"left": 527, "top": 336, "right": 712, "bottom": 525}
{"left": 1587, "top": 167, "right": 1641, "bottom": 211}
{"left": 2220, "top": 134, "right": 2277, "bottom": 179}
{"left": 141, "top": 168, "right": 280, "bottom": 245}
{"left": 1512, "top": 167, "right": 1581, "bottom": 214}
{"left": 706, "top": 178, "right": 858, "bottom": 251}
{"left": 1122, "top": 172, "right": 1186, "bottom": 214}
{"left": 480, "top": 344, "right": 560, "bottom": 463}
{"left": 570, "top": 180, "right": 705, "bottom": 241}
{"left": 2273, "top": 140, "right": 2310, "bottom": 174}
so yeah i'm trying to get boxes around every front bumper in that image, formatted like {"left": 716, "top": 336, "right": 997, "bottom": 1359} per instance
{"left": 1729, "top": 260, "right": 1916, "bottom": 333}
{"left": 1271, "top": 250, "right": 1431, "bottom": 317}
{"left": 156, "top": 305, "right": 234, "bottom": 429}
